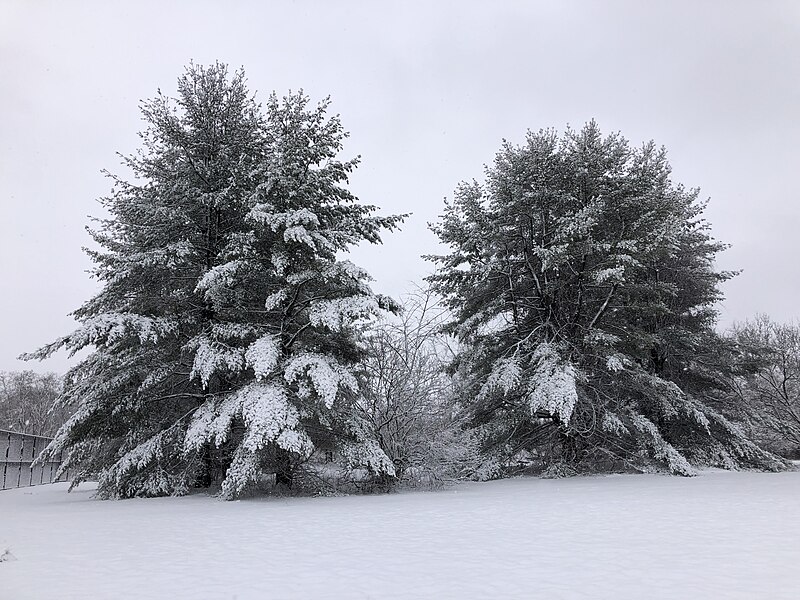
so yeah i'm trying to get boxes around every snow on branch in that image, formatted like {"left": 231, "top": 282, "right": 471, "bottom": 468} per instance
{"left": 601, "top": 411, "right": 628, "bottom": 436}
{"left": 264, "top": 288, "right": 289, "bottom": 311}
{"left": 190, "top": 336, "right": 246, "bottom": 388}
{"left": 526, "top": 343, "right": 579, "bottom": 425}
{"left": 283, "top": 225, "right": 316, "bottom": 249}
{"left": 184, "top": 394, "right": 242, "bottom": 452}
{"left": 340, "top": 415, "right": 396, "bottom": 477}
{"left": 21, "top": 313, "right": 179, "bottom": 359}
{"left": 117, "top": 240, "right": 194, "bottom": 269}
{"left": 605, "top": 355, "right": 625, "bottom": 373}
{"left": 245, "top": 335, "right": 281, "bottom": 380}
{"left": 329, "top": 260, "right": 372, "bottom": 282}
{"left": 593, "top": 266, "right": 625, "bottom": 284}
{"left": 195, "top": 260, "right": 244, "bottom": 308}
{"left": 248, "top": 205, "right": 320, "bottom": 230}
{"left": 630, "top": 413, "right": 695, "bottom": 476}
{"left": 211, "top": 322, "right": 261, "bottom": 341}
{"left": 188, "top": 382, "right": 316, "bottom": 499}
{"left": 220, "top": 444, "right": 262, "bottom": 499}
{"left": 309, "top": 296, "right": 380, "bottom": 331}
{"left": 284, "top": 352, "right": 357, "bottom": 408}
{"left": 239, "top": 382, "right": 313, "bottom": 456}
{"left": 478, "top": 357, "right": 522, "bottom": 399}
{"left": 104, "top": 430, "right": 169, "bottom": 487}
{"left": 341, "top": 438, "right": 396, "bottom": 477}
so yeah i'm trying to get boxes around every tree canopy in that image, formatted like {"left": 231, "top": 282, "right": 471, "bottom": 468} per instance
{"left": 428, "top": 122, "right": 784, "bottom": 474}
{"left": 26, "top": 63, "right": 405, "bottom": 498}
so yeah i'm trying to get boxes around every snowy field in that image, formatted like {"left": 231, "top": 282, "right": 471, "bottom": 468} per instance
{"left": 1, "top": 471, "right": 799, "bottom": 600}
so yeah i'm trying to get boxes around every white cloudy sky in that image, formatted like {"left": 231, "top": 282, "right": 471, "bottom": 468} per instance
{"left": 1, "top": 0, "right": 798, "bottom": 374}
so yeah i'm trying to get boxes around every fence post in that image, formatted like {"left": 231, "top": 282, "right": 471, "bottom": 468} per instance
{"left": 1, "top": 430, "right": 10, "bottom": 490}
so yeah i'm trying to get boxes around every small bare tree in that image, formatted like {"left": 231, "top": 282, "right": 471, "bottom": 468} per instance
{"left": 731, "top": 316, "right": 800, "bottom": 457}
{"left": 356, "top": 288, "right": 479, "bottom": 486}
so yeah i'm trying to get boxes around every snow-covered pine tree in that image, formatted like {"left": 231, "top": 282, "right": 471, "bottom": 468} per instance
{"left": 428, "top": 122, "right": 785, "bottom": 475}
{"left": 24, "top": 63, "right": 405, "bottom": 498}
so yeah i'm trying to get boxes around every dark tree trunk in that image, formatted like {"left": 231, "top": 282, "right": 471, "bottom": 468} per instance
{"left": 195, "top": 445, "right": 214, "bottom": 488}
{"left": 275, "top": 449, "right": 294, "bottom": 488}
{"left": 195, "top": 444, "right": 229, "bottom": 489}
{"left": 559, "top": 431, "right": 583, "bottom": 464}
{"left": 650, "top": 345, "right": 668, "bottom": 375}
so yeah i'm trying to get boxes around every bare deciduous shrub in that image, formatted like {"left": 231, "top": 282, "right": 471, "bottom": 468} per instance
{"left": 730, "top": 316, "right": 800, "bottom": 457}
{"left": 356, "top": 289, "right": 482, "bottom": 487}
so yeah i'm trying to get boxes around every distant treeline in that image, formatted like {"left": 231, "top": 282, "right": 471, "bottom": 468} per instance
{"left": 0, "top": 371, "right": 69, "bottom": 437}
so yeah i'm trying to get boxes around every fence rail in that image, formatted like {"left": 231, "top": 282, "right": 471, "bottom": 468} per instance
{"left": 0, "top": 429, "right": 69, "bottom": 490}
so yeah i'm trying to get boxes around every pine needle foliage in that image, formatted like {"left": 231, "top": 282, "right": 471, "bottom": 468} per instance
{"left": 427, "top": 122, "right": 785, "bottom": 475}
{"left": 25, "top": 63, "right": 405, "bottom": 498}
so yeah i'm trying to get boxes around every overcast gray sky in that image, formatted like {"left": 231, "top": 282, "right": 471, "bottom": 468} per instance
{"left": 1, "top": 0, "right": 798, "bottom": 374}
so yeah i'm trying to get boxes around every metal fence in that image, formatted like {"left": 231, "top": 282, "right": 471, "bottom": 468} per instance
{"left": 0, "top": 429, "right": 69, "bottom": 490}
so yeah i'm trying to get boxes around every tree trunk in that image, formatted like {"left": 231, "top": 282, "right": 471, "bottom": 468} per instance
{"left": 559, "top": 431, "right": 582, "bottom": 464}
{"left": 195, "top": 444, "right": 229, "bottom": 489}
{"left": 195, "top": 446, "right": 214, "bottom": 488}
{"left": 275, "top": 449, "right": 294, "bottom": 488}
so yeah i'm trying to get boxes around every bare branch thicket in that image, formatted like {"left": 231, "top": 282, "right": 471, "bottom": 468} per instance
{"left": 356, "top": 287, "right": 480, "bottom": 486}
{"left": 730, "top": 315, "right": 800, "bottom": 457}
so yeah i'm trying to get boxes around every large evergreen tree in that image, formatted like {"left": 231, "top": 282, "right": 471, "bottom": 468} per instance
{"left": 428, "top": 122, "right": 784, "bottom": 475}
{"left": 25, "top": 63, "right": 404, "bottom": 498}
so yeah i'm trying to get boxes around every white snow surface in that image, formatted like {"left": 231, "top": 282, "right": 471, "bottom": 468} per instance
{"left": 1, "top": 471, "right": 799, "bottom": 599}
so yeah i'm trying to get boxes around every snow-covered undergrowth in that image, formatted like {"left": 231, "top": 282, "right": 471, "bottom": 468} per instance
{"left": 1, "top": 471, "right": 799, "bottom": 599}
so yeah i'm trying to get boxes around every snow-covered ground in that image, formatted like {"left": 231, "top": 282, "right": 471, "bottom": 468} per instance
{"left": 1, "top": 471, "right": 799, "bottom": 600}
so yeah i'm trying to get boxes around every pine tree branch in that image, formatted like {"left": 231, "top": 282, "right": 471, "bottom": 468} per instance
{"left": 587, "top": 284, "right": 618, "bottom": 330}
